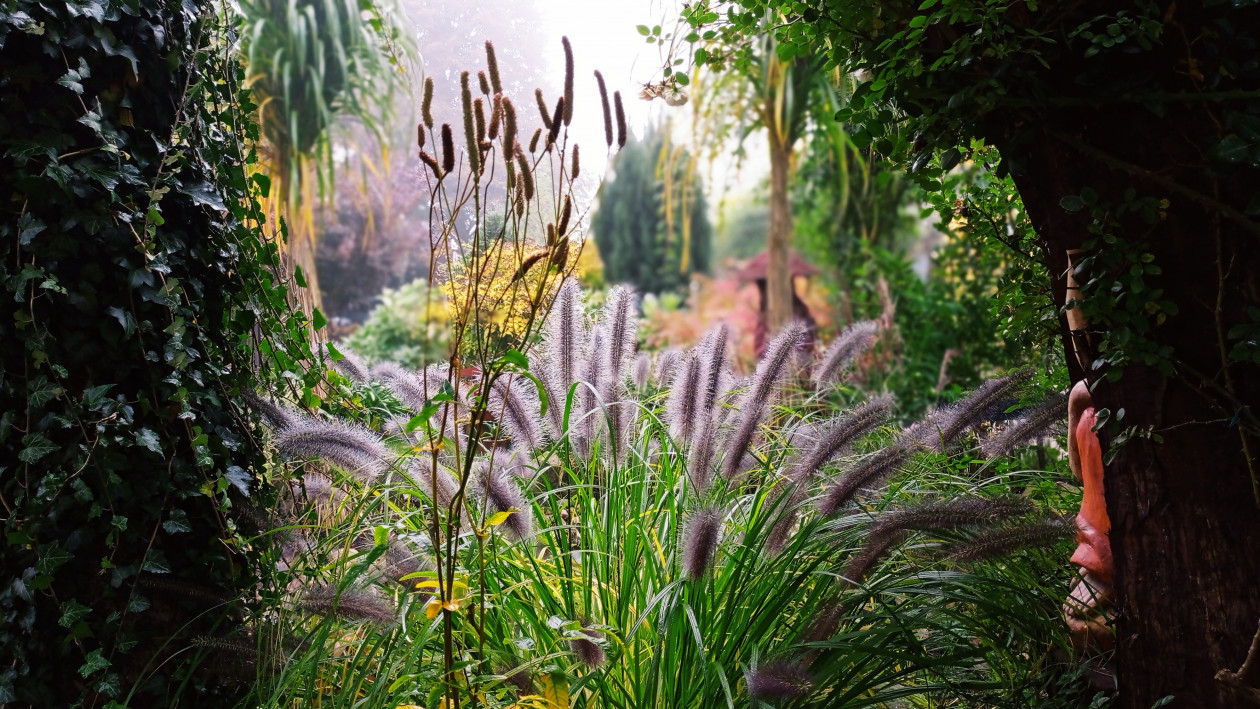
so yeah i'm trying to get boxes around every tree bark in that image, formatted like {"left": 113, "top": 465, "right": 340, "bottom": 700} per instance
{"left": 1002, "top": 74, "right": 1260, "bottom": 707}
{"left": 767, "top": 134, "right": 794, "bottom": 332}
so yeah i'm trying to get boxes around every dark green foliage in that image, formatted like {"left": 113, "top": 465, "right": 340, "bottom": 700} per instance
{"left": 0, "top": 2, "right": 312, "bottom": 705}
{"left": 592, "top": 126, "right": 712, "bottom": 294}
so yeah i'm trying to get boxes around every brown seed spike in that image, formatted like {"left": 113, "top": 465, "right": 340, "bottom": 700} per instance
{"left": 416, "top": 123, "right": 425, "bottom": 149}
{"left": 515, "top": 148, "right": 535, "bottom": 200}
{"left": 460, "top": 72, "right": 481, "bottom": 175}
{"left": 474, "top": 97, "right": 487, "bottom": 144}
{"left": 421, "top": 77, "right": 434, "bottom": 129}
{"left": 614, "top": 91, "right": 627, "bottom": 148}
{"left": 485, "top": 41, "right": 503, "bottom": 95}
{"left": 419, "top": 150, "right": 441, "bottom": 179}
{"left": 501, "top": 96, "right": 518, "bottom": 161}
{"left": 535, "top": 88, "right": 553, "bottom": 130}
{"left": 488, "top": 94, "right": 502, "bottom": 140}
{"left": 478, "top": 70, "right": 491, "bottom": 96}
{"left": 441, "top": 124, "right": 455, "bottom": 174}
{"left": 561, "top": 36, "right": 575, "bottom": 126}
{"left": 514, "top": 180, "right": 525, "bottom": 216}
{"left": 558, "top": 195, "right": 572, "bottom": 235}
{"left": 548, "top": 96, "right": 564, "bottom": 145}
{"left": 594, "top": 70, "right": 613, "bottom": 148}
{"left": 571, "top": 144, "right": 580, "bottom": 179}
{"left": 529, "top": 128, "right": 542, "bottom": 153}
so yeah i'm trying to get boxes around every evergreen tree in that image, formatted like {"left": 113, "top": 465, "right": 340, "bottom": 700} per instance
{"left": 593, "top": 127, "right": 712, "bottom": 294}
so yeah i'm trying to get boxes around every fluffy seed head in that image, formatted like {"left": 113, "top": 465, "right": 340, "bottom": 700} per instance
{"left": 245, "top": 391, "right": 297, "bottom": 429}
{"left": 912, "top": 370, "right": 1036, "bottom": 451}
{"left": 477, "top": 70, "right": 490, "bottom": 95}
{"left": 813, "top": 320, "right": 879, "bottom": 388}
{"left": 746, "top": 661, "right": 813, "bottom": 701}
{"left": 793, "top": 394, "right": 895, "bottom": 483}
{"left": 602, "top": 285, "right": 638, "bottom": 385}
{"left": 299, "top": 586, "right": 395, "bottom": 624}
{"left": 547, "top": 96, "right": 564, "bottom": 145}
{"left": 474, "top": 459, "right": 533, "bottom": 540}
{"left": 474, "top": 97, "right": 487, "bottom": 143}
{"left": 460, "top": 71, "right": 481, "bottom": 174}
{"left": 325, "top": 344, "right": 369, "bottom": 384}
{"left": 655, "top": 348, "right": 681, "bottom": 387}
{"left": 946, "top": 517, "right": 1074, "bottom": 562}
{"left": 274, "top": 417, "right": 390, "bottom": 481}
{"left": 724, "top": 323, "right": 808, "bottom": 478}
{"left": 844, "top": 530, "right": 907, "bottom": 584}
{"left": 682, "top": 507, "right": 723, "bottom": 580}
{"left": 488, "top": 93, "right": 502, "bottom": 139}
{"left": 666, "top": 353, "right": 702, "bottom": 445}
{"left": 529, "top": 127, "right": 542, "bottom": 153}
{"left": 570, "top": 625, "right": 606, "bottom": 667}
{"left": 697, "top": 323, "right": 729, "bottom": 414}
{"left": 820, "top": 443, "right": 913, "bottom": 515}
{"left": 632, "top": 352, "right": 652, "bottom": 391}
{"left": 980, "top": 392, "right": 1068, "bottom": 459}
{"left": 490, "top": 376, "right": 545, "bottom": 452}
{"left": 869, "top": 496, "right": 1036, "bottom": 541}
{"left": 558, "top": 194, "right": 573, "bottom": 236}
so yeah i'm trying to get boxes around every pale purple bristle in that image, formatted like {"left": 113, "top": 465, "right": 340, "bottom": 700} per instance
{"left": 632, "top": 352, "right": 652, "bottom": 392}
{"left": 792, "top": 394, "right": 895, "bottom": 484}
{"left": 819, "top": 443, "right": 913, "bottom": 515}
{"left": 813, "top": 320, "right": 879, "bottom": 388}
{"left": 490, "top": 375, "right": 545, "bottom": 452}
{"left": 666, "top": 353, "right": 702, "bottom": 446}
{"left": 723, "top": 323, "right": 808, "bottom": 478}
{"left": 299, "top": 585, "right": 395, "bottom": 624}
{"left": 274, "top": 417, "right": 391, "bottom": 481}
{"left": 682, "top": 506, "right": 723, "bottom": 580}
{"left": 325, "top": 344, "right": 369, "bottom": 384}
{"left": 746, "top": 661, "right": 813, "bottom": 701}
{"left": 980, "top": 392, "right": 1068, "bottom": 459}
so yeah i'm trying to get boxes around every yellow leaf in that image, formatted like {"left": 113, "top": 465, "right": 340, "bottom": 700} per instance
{"left": 486, "top": 508, "right": 516, "bottom": 527}
{"left": 425, "top": 598, "right": 443, "bottom": 619}
{"left": 539, "top": 673, "right": 570, "bottom": 709}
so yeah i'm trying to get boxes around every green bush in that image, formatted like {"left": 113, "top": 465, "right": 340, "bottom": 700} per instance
{"left": 344, "top": 277, "right": 451, "bottom": 368}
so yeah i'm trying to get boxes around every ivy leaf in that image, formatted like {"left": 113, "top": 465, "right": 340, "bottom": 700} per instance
{"left": 79, "top": 649, "right": 110, "bottom": 679}
{"left": 19, "top": 433, "right": 57, "bottom": 463}
{"left": 17, "top": 213, "right": 47, "bottom": 245}
{"left": 162, "top": 509, "right": 191, "bottom": 534}
{"left": 134, "top": 428, "right": 161, "bottom": 453}
{"left": 225, "top": 465, "right": 251, "bottom": 496}
{"left": 59, "top": 599, "right": 91, "bottom": 628}
{"left": 185, "top": 181, "right": 227, "bottom": 212}
{"left": 1059, "top": 194, "right": 1086, "bottom": 212}
{"left": 312, "top": 308, "right": 327, "bottom": 331}
{"left": 36, "top": 541, "right": 73, "bottom": 575}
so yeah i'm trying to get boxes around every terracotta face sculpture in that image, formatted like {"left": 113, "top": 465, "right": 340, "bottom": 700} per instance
{"left": 1064, "top": 380, "right": 1115, "bottom": 654}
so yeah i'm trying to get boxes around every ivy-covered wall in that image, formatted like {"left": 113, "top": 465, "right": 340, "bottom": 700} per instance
{"left": 1, "top": 2, "right": 312, "bottom": 704}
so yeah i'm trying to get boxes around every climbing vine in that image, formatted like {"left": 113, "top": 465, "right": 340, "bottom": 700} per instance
{"left": 0, "top": 2, "right": 316, "bottom": 705}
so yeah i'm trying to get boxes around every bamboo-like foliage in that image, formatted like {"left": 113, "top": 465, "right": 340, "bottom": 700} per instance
{"left": 238, "top": 0, "right": 412, "bottom": 322}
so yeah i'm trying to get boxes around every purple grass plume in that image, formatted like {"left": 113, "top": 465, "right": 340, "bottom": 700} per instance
{"left": 980, "top": 392, "right": 1068, "bottom": 459}
{"left": 909, "top": 369, "right": 1035, "bottom": 452}
{"left": 682, "top": 507, "right": 723, "bottom": 580}
{"left": 844, "top": 529, "right": 907, "bottom": 584}
{"left": 868, "top": 496, "right": 1036, "bottom": 541}
{"left": 655, "top": 348, "right": 681, "bottom": 388}
{"left": 324, "top": 344, "right": 369, "bottom": 384}
{"left": 245, "top": 392, "right": 297, "bottom": 429}
{"left": 473, "top": 459, "right": 533, "bottom": 540}
{"left": 946, "top": 516, "right": 1074, "bottom": 562}
{"left": 666, "top": 353, "right": 702, "bottom": 446}
{"left": 371, "top": 362, "right": 433, "bottom": 413}
{"left": 632, "top": 352, "right": 652, "bottom": 392}
{"left": 697, "top": 323, "right": 729, "bottom": 413}
{"left": 792, "top": 395, "right": 895, "bottom": 484}
{"left": 813, "top": 320, "right": 879, "bottom": 388}
{"left": 763, "top": 484, "right": 807, "bottom": 555}
{"left": 602, "top": 285, "right": 638, "bottom": 386}
{"left": 819, "top": 443, "right": 913, "bottom": 515}
{"left": 686, "top": 412, "right": 720, "bottom": 494}
{"left": 299, "top": 585, "right": 396, "bottom": 624}
{"left": 541, "top": 279, "right": 587, "bottom": 437}
{"left": 746, "top": 661, "right": 814, "bottom": 701}
{"left": 274, "top": 416, "right": 391, "bottom": 481}
{"left": 490, "top": 376, "right": 545, "bottom": 452}
{"left": 724, "top": 323, "right": 808, "bottom": 478}
{"left": 569, "top": 624, "right": 607, "bottom": 667}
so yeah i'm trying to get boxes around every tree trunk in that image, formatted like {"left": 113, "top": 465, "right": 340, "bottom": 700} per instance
{"left": 1002, "top": 75, "right": 1260, "bottom": 707}
{"left": 767, "top": 134, "right": 794, "bottom": 332}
